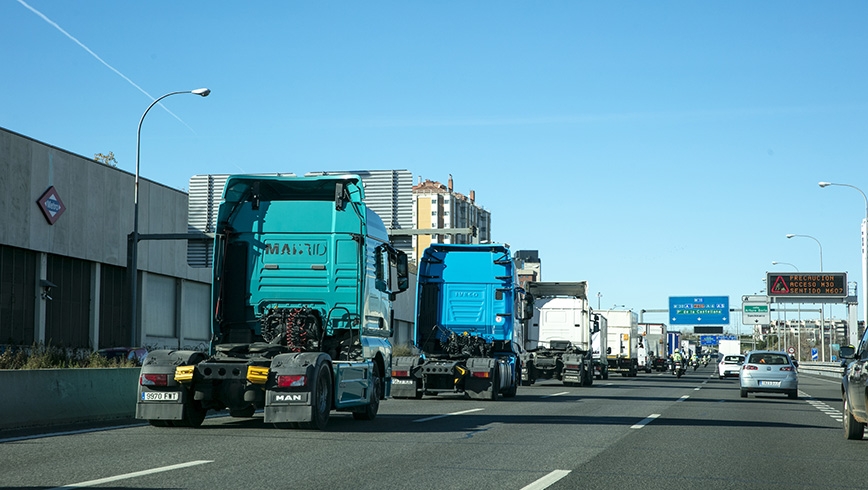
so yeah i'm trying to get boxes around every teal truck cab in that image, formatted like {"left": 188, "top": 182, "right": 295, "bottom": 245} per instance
{"left": 136, "top": 174, "right": 409, "bottom": 429}
{"left": 391, "top": 243, "right": 531, "bottom": 400}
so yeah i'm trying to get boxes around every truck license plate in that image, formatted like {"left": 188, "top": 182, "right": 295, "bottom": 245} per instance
{"left": 142, "top": 391, "right": 180, "bottom": 401}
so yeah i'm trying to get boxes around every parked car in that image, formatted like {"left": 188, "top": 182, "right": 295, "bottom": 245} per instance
{"left": 96, "top": 347, "right": 148, "bottom": 365}
{"left": 739, "top": 350, "right": 798, "bottom": 399}
{"left": 717, "top": 354, "right": 744, "bottom": 379}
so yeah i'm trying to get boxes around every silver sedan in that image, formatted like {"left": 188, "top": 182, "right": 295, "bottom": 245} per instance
{"left": 739, "top": 350, "right": 798, "bottom": 399}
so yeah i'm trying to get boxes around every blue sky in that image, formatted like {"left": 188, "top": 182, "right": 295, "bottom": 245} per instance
{"left": 4, "top": 1, "right": 867, "bottom": 330}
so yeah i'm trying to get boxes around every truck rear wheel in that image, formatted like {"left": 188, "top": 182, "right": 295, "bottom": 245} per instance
{"left": 300, "top": 363, "right": 331, "bottom": 430}
{"left": 353, "top": 362, "right": 381, "bottom": 421}
{"left": 502, "top": 364, "right": 518, "bottom": 398}
{"left": 174, "top": 394, "right": 207, "bottom": 428}
{"left": 489, "top": 366, "right": 499, "bottom": 401}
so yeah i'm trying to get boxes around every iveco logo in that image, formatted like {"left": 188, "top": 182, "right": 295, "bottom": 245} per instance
{"left": 275, "top": 394, "right": 303, "bottom": 402}
{"left": 455, "top": 291, "right": 480, "bottom": 297}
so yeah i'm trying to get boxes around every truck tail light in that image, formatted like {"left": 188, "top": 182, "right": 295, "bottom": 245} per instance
{"left": 565, "top": 364, "right": 579, "bottom": 370}
{"left": 141, "top": 373, "right": 168, "bottom": 386}
{"left": 276, "top": 374, "right": 307, "bottom": 388}
{"left": 392, "top": 370, "right": 409, "bottom": 377}
{"left": 471, "top": 371, "right": 490, "bottom": 379}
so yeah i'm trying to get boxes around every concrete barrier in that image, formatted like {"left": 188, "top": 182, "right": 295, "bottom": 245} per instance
{"left": 0, "top": 368, "right": 140, "bottom": 430}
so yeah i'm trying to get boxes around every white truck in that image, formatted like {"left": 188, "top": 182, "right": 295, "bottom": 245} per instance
{"left": 601, "top": 309, "right": 639, "bottom": 377}
{"left": 592, "top": 313, "right": 609, "bottom": 380}
{"left": 639, "top": 323, "right": 667, "bottom": 373}
{"left": 718, "top": 338, "right": 741, "bottom": 357}
{"left": 520, "top": 281, "right": 597, "bottom": 387}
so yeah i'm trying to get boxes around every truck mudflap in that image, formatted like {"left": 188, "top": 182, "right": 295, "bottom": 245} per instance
{"left": 465, "top": 357, "right": 499, "bottom": 399}
{"left": 465, "top": 356, "right": 518, "bottom": 400}
{"left": 561, "top": 353, "right": 592, "bottom": 387}
{"left": 264, "top": 352, "right": 332, "bottom": 426}
{"left": 391, "top": 356, "right": 423, "bottom": 399}
{"left": 136, "top": 350, "right": 208, "bottom": 427}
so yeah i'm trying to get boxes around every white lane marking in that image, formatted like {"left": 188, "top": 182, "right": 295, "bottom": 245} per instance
{"left": 804, "top": 395, "right": 843, "bottom": 422}
{"left": 694, "top": 387, "right": 702, "bottom": 391}
{"left": 413, "top": 408, "right": 484, "bottom": 423}
{"left": 50, "top": 460, "right": 212, "bottom": 489}
{"left": 542, "top": 391, "right": 570, "bottom": 399}
{"left": 677, "top": 395, "right": 690, "bottom": 402}
{"left": 520, "top": 469, "right": 571, "bottom": 490}
{"left": 631, "top": 413, "right": 661, "bottom": 429}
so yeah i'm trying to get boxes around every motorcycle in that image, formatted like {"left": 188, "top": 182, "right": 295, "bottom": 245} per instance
{"left": 670, "top": 360, "right": 686, "bottom": 378}
{"left": 692, "top": 359, "right": 699, "bottom": 371}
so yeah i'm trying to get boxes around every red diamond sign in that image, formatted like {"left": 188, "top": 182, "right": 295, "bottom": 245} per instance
{"left": 37, "top": 186, "right": 66, "bottom": 225}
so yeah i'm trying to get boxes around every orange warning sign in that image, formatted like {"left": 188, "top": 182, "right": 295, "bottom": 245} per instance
{"left": 766, "top": 273, "right": 847, "bottom": 298}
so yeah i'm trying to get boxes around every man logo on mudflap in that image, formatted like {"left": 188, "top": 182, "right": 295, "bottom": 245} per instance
{"left": 275, "top": 394, "right": 304, "bottom": 402}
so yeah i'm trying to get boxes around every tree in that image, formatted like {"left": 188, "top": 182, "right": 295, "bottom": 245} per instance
{"left": 94, "top": 152, "right": 117, "bottom": 167}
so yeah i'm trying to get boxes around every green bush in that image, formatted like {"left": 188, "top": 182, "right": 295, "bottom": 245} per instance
{"left": 0, "top": 343, "right": 138, "bottom": 370}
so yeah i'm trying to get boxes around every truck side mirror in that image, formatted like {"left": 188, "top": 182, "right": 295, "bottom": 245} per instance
{"left": 396, "top": 252, "right": 409, "bottom": 292}
{"left": 520, "top": 293, "right": 534, "bottom": 321}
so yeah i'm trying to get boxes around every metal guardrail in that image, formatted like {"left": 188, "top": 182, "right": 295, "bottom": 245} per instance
{"left": 797, "top": 361, "right": 844, "bottom": 377}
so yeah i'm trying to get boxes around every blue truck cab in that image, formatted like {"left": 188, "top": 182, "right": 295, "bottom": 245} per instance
{"left": 136, "top": 174, "right": 409, "bottom": 429}
{"left": 392, "top": 243, "right": 532, "bottom": 400}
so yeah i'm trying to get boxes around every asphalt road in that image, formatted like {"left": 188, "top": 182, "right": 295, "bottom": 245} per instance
{"left": 0, "top": 365, "right": 863, "bottom": 490}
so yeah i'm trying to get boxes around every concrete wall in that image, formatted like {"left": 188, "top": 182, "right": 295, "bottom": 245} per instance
{"left": 0, "top": 127, "right": 209, "bottom": 282}
{"left": 0, "top": 127, "right": 210, "bottom": 350}
{"left": 0, "top": 368, "right": 140, "bottom": 430}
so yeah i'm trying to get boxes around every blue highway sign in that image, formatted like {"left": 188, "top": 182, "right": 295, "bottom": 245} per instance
{"left": 669, "top": 296, "right": 730, "bottom": 325}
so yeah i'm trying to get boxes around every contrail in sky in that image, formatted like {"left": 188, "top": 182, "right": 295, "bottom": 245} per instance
{"left": 18, "top": 0, "right": 192, "bottom": 129}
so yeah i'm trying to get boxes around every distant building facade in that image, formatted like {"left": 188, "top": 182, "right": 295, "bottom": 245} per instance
{"left": 411, "top": 174, "right": 491, "bottom": 262}
{"left": 514, "top": 250, "right": 542, "bottom": 291}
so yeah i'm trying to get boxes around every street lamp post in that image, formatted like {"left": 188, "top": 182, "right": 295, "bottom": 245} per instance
{"left": 772, "top": 261, "right": 802, "bottom": 361}
{"left": 786, "top": 234, "right": 825, "bottom": 361}
{"left": 129, "top": 88, "right": 210, "bottom": 347}
{"left": 819, "top": 181, "right": 868, "bottom": 343}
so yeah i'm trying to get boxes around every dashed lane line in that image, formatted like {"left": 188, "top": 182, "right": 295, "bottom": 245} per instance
{"left": 413, "top": 408, "right": 484, "bottom": 423}
{"left": 520, "top": 470, "right": 571, "bottom": 490}
{"left": 803, "top": 393, "right": 843, "bottom": 423}
{"left": 541, "top": 391, "right": 570, "bottom": 399}
{"left": 50, "top": 460, "right": 213, "bottom": 489}
{"left": 631, "top": 414, "right": 661, "bottom": 429}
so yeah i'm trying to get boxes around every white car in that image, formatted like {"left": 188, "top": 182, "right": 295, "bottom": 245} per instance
{"left": 718, "top": 354, "right": 744, "bottom": 379}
